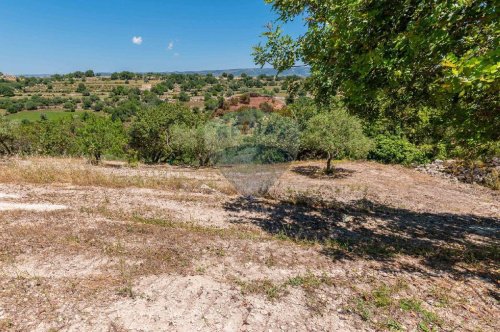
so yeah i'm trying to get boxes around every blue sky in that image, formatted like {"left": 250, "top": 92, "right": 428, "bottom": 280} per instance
{"left": 0, "top": 0, "right": 306, "bottom": 75}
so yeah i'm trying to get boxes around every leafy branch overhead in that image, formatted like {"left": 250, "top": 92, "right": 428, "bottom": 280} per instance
{"left": 254, "top": 0, "right": 499, "bottom": 155}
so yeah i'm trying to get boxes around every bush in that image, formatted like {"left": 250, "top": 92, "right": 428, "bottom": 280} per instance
{"left": 259, "top": 102, "right": 274, "bottom": 113}
{"left": 239, "top": 94, "right": 250, "bottom": 104}
{"left": 0, "top": 85, "right": 15, "bottom": 97}
{"left": 369, "top": 135, "right": 427, "bottom": 165}
{"left": 7, "top": 102, "right": 23, "bottom": 114}
{"left": 178, "top": 91, "right": 190, "bottom": 102}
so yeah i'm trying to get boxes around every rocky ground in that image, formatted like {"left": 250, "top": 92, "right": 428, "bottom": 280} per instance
{"left": 0, "top": 157, "right": 498, "bottom": 331}
{"left": 416, "top": 158, "right": 500, "bottom": 190}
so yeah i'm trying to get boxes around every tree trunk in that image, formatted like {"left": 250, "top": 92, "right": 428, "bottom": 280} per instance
{"left": 0, "top": 140, "right": 12, "bottom": 155}
{"left": 91, "top": 152, "right": 101, "bottom": 165}
{"left": 326, "top": 153, "right": 333, "bottom": 174}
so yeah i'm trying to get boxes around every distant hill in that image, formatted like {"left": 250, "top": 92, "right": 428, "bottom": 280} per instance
{"left": 22, "top": 67, "right": 310, "bottom": 78}
{"left": 165, "top": 67, "right": 310, "bottom": 77}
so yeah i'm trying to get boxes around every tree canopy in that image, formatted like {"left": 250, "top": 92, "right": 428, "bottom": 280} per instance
{"left": 254, "top": 0, "right": 499, "bottom": 157}
{"left": 302, "top": 108, "right": 372, "bottom": 173}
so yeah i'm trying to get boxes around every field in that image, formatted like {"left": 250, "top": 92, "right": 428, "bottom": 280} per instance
{"left": 0, "top": 157, "right": 498, "bottom": 331}
{"left": 5, "top": 110, "right": 85, "bottom": 122}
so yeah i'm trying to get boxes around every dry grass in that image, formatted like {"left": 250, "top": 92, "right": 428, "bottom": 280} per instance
{"left": 0, "top": 157, "right": 498, "bottom": 331}
{"left": 0, "top": 159, "right": 236, "bottom": 195}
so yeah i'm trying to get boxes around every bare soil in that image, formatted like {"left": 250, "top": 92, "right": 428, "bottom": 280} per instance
{"left": 0, "top": 158, "right": 498, "bottom": 331}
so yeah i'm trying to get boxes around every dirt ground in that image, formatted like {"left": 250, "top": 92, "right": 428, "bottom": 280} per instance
{"left": 0, "top": 158, "right": 498, "bottom": 331}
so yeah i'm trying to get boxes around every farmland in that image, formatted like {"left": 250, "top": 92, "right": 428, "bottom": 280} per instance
{"left": 0, "top": 71, "right": 294, "bottom": 119}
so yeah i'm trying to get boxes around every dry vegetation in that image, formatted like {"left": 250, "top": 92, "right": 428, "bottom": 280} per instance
{"left": 0, "top": 157, "right": 498, "bottom": 331}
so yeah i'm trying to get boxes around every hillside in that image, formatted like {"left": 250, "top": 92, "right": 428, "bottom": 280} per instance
{"left": 19, "top": 67, "right": 311, "bottom": 78}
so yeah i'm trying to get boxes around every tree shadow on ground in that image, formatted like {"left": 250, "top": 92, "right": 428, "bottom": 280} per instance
{"left": 223, "top": 196, "right": 500, "bottom": 286}
{"left": 292, "top": 165, "right": 355, "bottom": 179}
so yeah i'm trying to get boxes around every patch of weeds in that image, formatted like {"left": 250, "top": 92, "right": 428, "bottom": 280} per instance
{"left": 103, "top": 241, "right": 126, "bottom": 255}
{"left": 232, "top": 272, "right": 333, "bottom": 302}
{"left": 117, "top": 284, "right": 135, "bottom": 298}
{"left": 116, "top": 258, "right": 135, "bottom": 298}
{"left": 65, "top": 234, "right": 81, "bottom": 245}
{"left": 0, "top": 318, "right": 14, "bottom": 330}
{"left": 430, "top": 286, "right": 451, "bottom": 308}
{"left": 209, "top": 246, "right": 226, "bottom": 257}
{"left": 387, "top": 319, "right": 404, "bottom": 331}
{"left": 130, "top": 214, "right": 263, "bottom": 241}
{"left": 285, "top": 272, "right": 333, "bottom": 315}
{"left": 195, "top": 266, "right": 206, "bottom": 274}
{"left": 264, "top": 253, "right": 276, "bottom": 267}
{"left": 371, "top": 285, "right": 393, "bottom": 308}
{"left": 234, "top": 278, "right": 287, "bottom": 301}
{"left": 418, "top": 321, "right": 438, "bottom": 332}
{"left": 304, "top": 290, "right": 328, "bottom": 316}
{"left": 421, "top": 309, "right": 442, "bottom": 327}
{"left": 286, "top": 272, "right": 332, "bottom": 289}
{"left": 399, "top": 298, "right": 443, "bottom": 330}
{"left": 355, "top": 298, "right": 372, "bottom": 321}
{"left": 399, "top": 298, "right": 422, "bottom": 311}
{"left": 133, "top": 215, "right": 176, "bottom": 228}
{"left": 353, "top": 282, "right": 414, "bottom": 327}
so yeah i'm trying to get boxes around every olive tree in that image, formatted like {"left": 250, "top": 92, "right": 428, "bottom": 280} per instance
{"left": 76, "top": 115, "right": 126, "bottom": 164}
{"left": 129, "top": 103, "right": 201, "bottom": 163}
{"left": 302, "top": 109, "right": 372, "bottom": 174}
{"left": 170, "top": 120, "right": 235, "bottom": 166}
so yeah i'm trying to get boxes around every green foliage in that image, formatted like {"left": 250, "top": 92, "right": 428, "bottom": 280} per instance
{"left": 0, "top": 117, "right": 15, "bottom": 154}
{"left": 204, "top": 97, "right": 219, "bottom": 111}
{"left": 255, "top": 0, "right": 499, "bottom": 158}
{"left": 0, "top": 85, "right": 15, "bottom": 97}
{"left": 129, "top": 103, "right": 202, "bottom": 163}
{"left": 170, "top": 120, "right": 235, "bottom": 166}
{"left": 178, "top": 91, "right": 190, "bottom": 102}
{"left": 76, "top": 83, "right": 87, "bottom": 93}
{"left": 285, "top": 97, "right": 318, "bottom": 131}
{"left": 370, "top": 135, "right": 427, "bottom": 165}
{"left": 76, "top": 115, "right": 126, "bottom": 164}
{"left": 302, "top": 107, "right": 372, "bottom": 173}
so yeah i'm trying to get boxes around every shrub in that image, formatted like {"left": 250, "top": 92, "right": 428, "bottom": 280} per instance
{"left": 0, "top": 85, "right": 15, "bottom": 97}
{"left": 239, "top": 94, "right": 250, "bottom": 104}
{"left": 24, "top": 100, "right": 38, "bottom": 110}
{"left": 259, "top": 102, "right": 274, "bottom": 113}
{"left": 230, "top": 97, "right": 239, "bottom": 106}
{"left": 76, "top": 83, "right": 87, "bottom": 93}
{"left": 64, "top": 101, "right": 76, "bottom": 112}
{"left": 6, "top": 102, "right": 23, "bottom": 114}
{"left": 178, "top": 91, "right": 190, "bottom": 102}
{"left": 369, "top": 135, "right": 427, "bottom": 165}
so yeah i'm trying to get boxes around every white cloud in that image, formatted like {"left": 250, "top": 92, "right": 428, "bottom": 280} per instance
{"left": 132, "top": 36, "right": 143, "bottom": 45}
{"left": 167, "top": 41, "right": 174, "bottom": 50}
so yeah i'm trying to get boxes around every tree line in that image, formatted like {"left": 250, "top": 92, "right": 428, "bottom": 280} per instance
{"left": 1, "top": 101, "right": 377, "bottom": 173}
